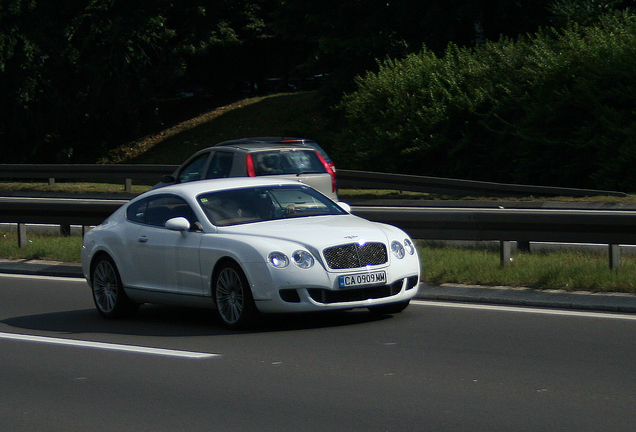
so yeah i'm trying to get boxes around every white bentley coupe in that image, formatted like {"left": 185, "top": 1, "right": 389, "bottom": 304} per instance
{"left": 81, "top": 178, "right": 421, "bottom": 329}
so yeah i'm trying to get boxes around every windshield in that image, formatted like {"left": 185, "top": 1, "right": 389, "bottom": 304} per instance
{"left": 197, "top": 185, "right": 347, "bottom": 226}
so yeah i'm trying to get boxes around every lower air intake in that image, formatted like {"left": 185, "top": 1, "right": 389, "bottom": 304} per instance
{"left": 307, "top": 280, "right": 403, "bottom": 304}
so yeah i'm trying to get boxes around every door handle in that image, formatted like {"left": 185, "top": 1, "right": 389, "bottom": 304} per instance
{"left": 138, "top": 236, "right": 148, "bottom": 243}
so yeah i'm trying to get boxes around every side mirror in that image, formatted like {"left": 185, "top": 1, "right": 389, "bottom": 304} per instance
{"left": 165, "top": 217, "right": 191, "bottom": 232}
{"left": 336, "top": 202, "right": 351, "bottom": 213}
{"left": 161, "top": 175, "right": 177, "bottom": 184}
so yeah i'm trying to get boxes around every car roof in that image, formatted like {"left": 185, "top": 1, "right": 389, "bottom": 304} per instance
{"left": 215, "top": 137, "right": 318, "bottom": 147}
{"left": 214, "top": 137, "right": 331, "bottom": 162}
{"left": 149, "top": 177, "right": 307, "bottom": 198}
{"left": 212, "top": 142, "right": 318, "bottom": 152}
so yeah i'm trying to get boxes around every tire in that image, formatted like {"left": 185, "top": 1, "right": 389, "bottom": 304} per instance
{"left": 91, "top": 255, "right": 138, "bottom": 318}
{"left": 213, "top": 261, "right": 258, "bottom": 329}
{"left": 368, "top": 300, "right": 410, "bottom": 315}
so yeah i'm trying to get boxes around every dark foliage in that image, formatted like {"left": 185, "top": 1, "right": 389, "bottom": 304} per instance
{"left": 0, "top": 0, "right": 282, "bottom": 163}
{"left": 4, "top": 0, "right": 636, "bottom": 195}
{"left": 338, "top": 11, "right": 636, "bottom": 191}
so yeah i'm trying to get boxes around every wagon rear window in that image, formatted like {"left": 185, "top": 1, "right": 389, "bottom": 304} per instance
{"left": 251, "top": 150, "right": 326, "bottom": 176}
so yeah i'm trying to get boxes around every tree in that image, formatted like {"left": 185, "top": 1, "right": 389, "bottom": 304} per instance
{"left": 0, "top": 0, "right": 281, "bottom": 163}
{"left": 337, "top": 12, "right": 636, "bottom": 191}
{"left": 549, "top": 0, "right": 636, "bottom": 26}
{"left": 274, "top": 0, "right": 553, "bottom": 100}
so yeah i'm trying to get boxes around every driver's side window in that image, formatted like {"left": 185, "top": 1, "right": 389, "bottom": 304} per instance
{"left": 205, "top": 151, "right": 234, "bottom": 179}
{"left": 128, "top": 195, "right": 198, "bottom": 229}
{"left": 177, "top": 152, "right": 209, "bottom": 183}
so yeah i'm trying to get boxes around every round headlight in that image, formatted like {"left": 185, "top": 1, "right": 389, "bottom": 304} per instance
{"left": 268, "top": 252, "right": 289, "bottom": 268}
{"left": 292, "top": 250, "right": 315, "bottom": 269}
{"left": 404, "top": 238, "right": 415, "bottom": 255}
{"left": 391, "top": 240, "right": 405, "bottom": 259}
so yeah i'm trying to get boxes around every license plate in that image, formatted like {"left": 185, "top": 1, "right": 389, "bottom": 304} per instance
{"left": 339, "top": 271, "right": 386, "bottom": 288}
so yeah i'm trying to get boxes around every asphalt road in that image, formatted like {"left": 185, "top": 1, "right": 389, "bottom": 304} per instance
{"left": 2, "top": 274, "right": 636, "bottom": 432}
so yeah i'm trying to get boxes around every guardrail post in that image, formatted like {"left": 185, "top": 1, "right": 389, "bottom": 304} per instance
{"left": 17, "top": 223, "right": 27, "bottom": 248}
{"left": 48, "top": 178, "right": 55, "bottom": 186}
{"left": 125, "top": 178, "right": 132, "bottom": 193}
{"left": 60, "top": 224, "right": 71, "bottom": 236}
{"left": 500, "top": 241, "right": 512, "bottom": 267}
{"left": 609, "top": 244, "right": 621, "bottom": 269}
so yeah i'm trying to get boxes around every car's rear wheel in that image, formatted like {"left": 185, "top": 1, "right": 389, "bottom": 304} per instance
{"left": 368, "top": 300, "right": 410, "bottom": 315}
{"left": 91, "top": 255, "right": 137, "bottom": 318}
{"left": 214, "top": 262, "right": 258, "bottom": 329}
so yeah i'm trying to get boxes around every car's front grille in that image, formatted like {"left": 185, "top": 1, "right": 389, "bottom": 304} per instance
{"left": 323, "top": 242, "right": 387, "bottom": 269}
{"left": 307, "top": 280, "right": 403, "bottom": 304}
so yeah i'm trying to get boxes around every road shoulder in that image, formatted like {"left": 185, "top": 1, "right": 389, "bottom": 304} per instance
{"left": 417, "top": 282, "right": 636, "bottom": 313}
{"left": 2, "top": 259, "right": 636, "bottom": 314}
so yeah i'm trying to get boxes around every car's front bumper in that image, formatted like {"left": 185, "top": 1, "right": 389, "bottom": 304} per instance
{"left": 253, "top": 273, "right": 420, "bottom": 313}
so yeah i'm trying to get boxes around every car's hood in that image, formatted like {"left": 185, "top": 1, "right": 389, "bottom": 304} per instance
{"left": 218, "top": 215, "right": 399, "bottom": 249}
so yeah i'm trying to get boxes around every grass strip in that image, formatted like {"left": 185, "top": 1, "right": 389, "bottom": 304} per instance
{"left": 422, "top": 241, "right": 636, "bottom": 294}
{"left": 2, "top": 230, "right": 635, "bottom": 294}
{"left": 0, "top": 230, "right": 82, "bottom": 262}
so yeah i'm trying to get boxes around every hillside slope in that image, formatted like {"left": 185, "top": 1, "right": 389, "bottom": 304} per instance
{"left": 102, "top": 91, "right": 336, "bottom": 165}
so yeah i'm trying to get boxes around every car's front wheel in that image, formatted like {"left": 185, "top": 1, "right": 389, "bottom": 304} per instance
{"left": 91, "top": 255, "right": 138, "bottom": 318}
{"left": 213, "top": 262, "right": 258, "bottom": 329}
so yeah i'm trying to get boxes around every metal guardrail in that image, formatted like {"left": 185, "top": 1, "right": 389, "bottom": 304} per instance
{"left": 0, "top": 164, "right": 633, "bottom": 267}
{"left": 336, "top": 170, "right": 629, "bottom": 198}
{"left": 352, "top": 206, "right": 636, "bottom": 244}
{"left": 0, "top": 197, "right": 127, "bottom": 248}
{"left": 0, "top": 164, "right": 176, "bottom": 192}
{"left": 1, "top": 197, "right": 634, "bottom": 268}
{"left": 355, "top": 206, "right": 633, "bottom": 269}
{"left": 0, "top": 164, "right": 628, "bottom": 197}
{"left": 0, "top": 197, "right": 127, "bottom": 226}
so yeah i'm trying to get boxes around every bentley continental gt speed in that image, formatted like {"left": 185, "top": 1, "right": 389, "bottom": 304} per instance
{"left": 81, "top": 178, "right": 421, "bottom": 329}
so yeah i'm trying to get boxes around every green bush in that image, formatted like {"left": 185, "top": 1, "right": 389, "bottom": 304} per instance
{"left": 338, "top": 13, "right": 636, "bottom": 192}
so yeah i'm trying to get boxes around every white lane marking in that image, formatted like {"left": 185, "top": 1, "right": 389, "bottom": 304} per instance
{"left": 0, "top": 273, "right": 85, "bottom": 283}
{"left": 0, "top": 332, "right": 219, "bottom": 359}
{"left": 412, "top": 299, "right": 636, "bottom": 321}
